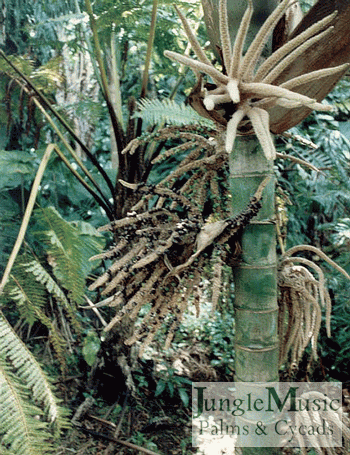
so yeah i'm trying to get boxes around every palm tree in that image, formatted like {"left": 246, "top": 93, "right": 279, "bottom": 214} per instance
{"left": 164, "top": 0, "right": 350, "bottom": 453}
{"left": 3, "top": 0, "right": 348, "bottom": 453}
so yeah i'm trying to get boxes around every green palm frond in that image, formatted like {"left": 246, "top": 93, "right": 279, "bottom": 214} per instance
{"left": 136, "top": 98, "right": 215, "bottom": 128}
{"left": 0, "top": 311, "right": 70, "bottom": 455}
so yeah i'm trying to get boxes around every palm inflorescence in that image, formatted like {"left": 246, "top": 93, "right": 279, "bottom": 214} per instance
{"left": 165, "top": 0, "right": 348, "bottom": 160}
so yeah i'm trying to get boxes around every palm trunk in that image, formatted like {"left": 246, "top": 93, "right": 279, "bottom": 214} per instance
{"left": 229, "top": 135, "right": 280, "bottom": 455}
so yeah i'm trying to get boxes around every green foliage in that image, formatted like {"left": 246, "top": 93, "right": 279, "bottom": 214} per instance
{"left": 276, "top": 114, "right": 350, "bottom": 247}
{"left": 154, "top": 363, "right": 192, "bottom": 407}
{"left": 0, "top": 150, "right": 38, "bottom": 243}
{"left": 25, "top": 260, "right": 72, "bottom": 308}
{"left": 0, "top": 53, "right": 64, "bottom": 154}
{"left": 0, "top": 54, "right": 34, "bottom": 79}
{"left": 0, "top": 311, "right": 70, "bottom": 455}
{"left": 136, "top": 98, "right": 215, "bottom": 128}
{"left": 1, "top": 0, "right": 350, "bottom": 451}
{"left": 0, "top": 202, "right": 105, "bottom": 451}
{"left": 0, "top": 150, "right": 37, "bottom": 189}
{"left": 0, "top": 150, "right": 36, "bottom": 270}
{"left": 175, "top": 305, "right": 235, "bottom": 377}
{"left": 30, "top": 56, "right": 64, "bottom": 93}
{"left": 82, "top": 330, "right": 101, "bottom": 366}
{"left": 328, "top": 218, "right": 350, "bottom": 251}
{"left": 90, "top": 0, "right": 202, "bottom": 55}
{"left": 0, "top": 193, "right": 21, "bottom": 270}
{"left": 0, "top": 0, "right": 209, "bottom": 452}
{"left": 1, "top": 206, "right": 105, "bottom": 368}
{"left": 330, "top": 79, "right": 350, "bottom": 116}
{"left": 299, "top": 0, "right": 317, "bottom": 12}
{"left": 8, "top": 259, "right": 60, "bottom": 324}
{"left": 0, "top": 0, "right": 33, "bottom": 55}
{"left": 0, "top": 53, "right": 63, "bottom": 94}
{"left": 130, "top": 432, "right": 159, "bottom": 452}
{"left": 32, "top": 206, "right": 105, "bottom": 305}
{"left": 3, "top": 260, "right": 64, "bottom": 369}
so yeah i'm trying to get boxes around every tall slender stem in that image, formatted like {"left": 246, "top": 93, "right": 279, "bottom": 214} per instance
{"left": 135, "top": 0, "right": 158, "bottom": 139}
{"left": 84, "top": 0, "right": 126, "bottom": 154}
{"left": 110, "top": 31, "right": 125, "bottom": 131}
{"left": 0, "top": 144, "right": 55, "bottom": 295}
{"left": 109, "top": 31, "right": 124, "bottom": 169}
{"left": 229, "top": 136, "right": 280, "bottom": 455}
{"left": 140, "top": 0, "right": 158, "bottom": 99}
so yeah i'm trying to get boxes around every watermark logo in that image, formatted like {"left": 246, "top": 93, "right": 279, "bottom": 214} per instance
{"left": 192, "top": 382, "right": 343, "bottom": 449}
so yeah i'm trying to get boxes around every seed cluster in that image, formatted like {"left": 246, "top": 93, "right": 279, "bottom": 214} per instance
{"left": 89, "top": 191, "right": 263, "bottom": 356}
{"left": 278, "top": 245, "right": 350, "bottom": 369}
{"left": 89, "top": 125, "right": 265, "bottom": 355}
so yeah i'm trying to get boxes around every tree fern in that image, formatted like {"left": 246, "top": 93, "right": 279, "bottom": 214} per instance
{"left": 136, "top": 98, "right": 215, "bottom": 128}
{"left": 0, "top": 311, "right": 70, "bottom": 455}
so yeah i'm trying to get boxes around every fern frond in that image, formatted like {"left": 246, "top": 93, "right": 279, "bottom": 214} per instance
{"left": 0, "top": 357, "right": 54, "bottom": 455}
{"left": 31, "top": 56, "right": 64, "bottom": 93}
{"left": 4, "top": 258, "right": 76, "bottom": 369}
{"left": 136, "top": 98, "right": 215, "bottom": 127}
{"left": 33, "top": 207, "right": 105, "bottom": 305}
{"left": 0, "top": 311, "right": 70, "bottom": 452}
{"left": 9, "top": 265, "right": 48, "bottom": 326}
{"left": 23, "top": 259, "right": 81, "bottom": 333}
{"left": 0, "top": 53, "right": 63, "bottom": 94}
{"left": 24, "top": 260, "right": 70, "bottom": 308}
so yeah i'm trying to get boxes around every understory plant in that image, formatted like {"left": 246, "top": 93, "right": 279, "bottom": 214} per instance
{"left": 0, "top": 0, "right": 202, "bottom": 451}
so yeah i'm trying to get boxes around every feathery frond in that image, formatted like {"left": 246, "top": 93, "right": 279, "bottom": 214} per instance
{"left": 0, "top": 311, "right": 70, "bottom": 454}
{"left": 136, "top": 98, "right": 215, "bottom": 127}
{"left": 1, "top": 207, "right": 105, "bottom": 369}
{"left": 34, "top": 207, "right": 105, "bottom": 305}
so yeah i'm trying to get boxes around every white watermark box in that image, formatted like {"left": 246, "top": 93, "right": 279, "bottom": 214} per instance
{"left": 192, "top": 382, "right": 343, "bottom": 449}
